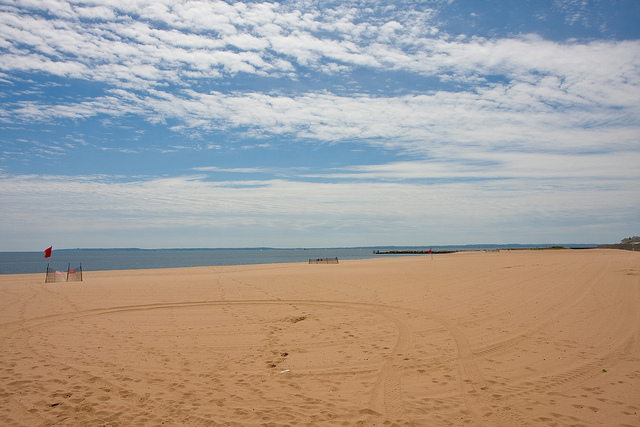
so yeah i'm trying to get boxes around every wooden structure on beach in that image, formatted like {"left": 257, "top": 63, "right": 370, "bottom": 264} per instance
{"left": 309, "top": 257, "right": 339, "bottom": 264}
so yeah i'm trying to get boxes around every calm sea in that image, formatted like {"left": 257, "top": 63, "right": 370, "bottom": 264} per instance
{"left": 0, "top": 248, "right": 389, "bottom": 274}
{"left": 0, "top": 245, "right": 594, "bottom": 275}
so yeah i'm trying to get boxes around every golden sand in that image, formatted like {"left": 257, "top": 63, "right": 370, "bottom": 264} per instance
{"left": 1, "top": 249, "right": 638, "bottom": 426}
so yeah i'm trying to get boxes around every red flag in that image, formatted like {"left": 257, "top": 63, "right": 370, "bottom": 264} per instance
{"left": 428, "top": 248, "right": 432, "bottom": 254}
{"left": 44, "top": 246, "right": 52, "bottom": 258}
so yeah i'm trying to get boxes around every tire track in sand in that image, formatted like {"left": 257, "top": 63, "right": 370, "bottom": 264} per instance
{"left": 1, "top": 300, "right": 413, "bottom": 424}
{"left": 2, "top": 299, "right": 510, "bottom": 425}
{"left": 426, "top": 311, "right": 525, "bottom": 426}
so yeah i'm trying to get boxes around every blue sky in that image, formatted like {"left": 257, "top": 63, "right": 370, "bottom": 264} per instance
{"left": 1, "top": 0, "right": 639, "bottom": 251}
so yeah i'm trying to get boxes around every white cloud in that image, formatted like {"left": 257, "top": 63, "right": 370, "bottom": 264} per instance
{"left": 75, "top": 5, "right": 117, "bottom": 21}
{"left": 2, "top": 0, "right": 639, "bottom": 99}
{"left": 320, "top": 151, "right": 640, "bottom": 182}
{"left": 2, "top": 81, "right": 638, "bottom": 163}
{"left": 1, "top": 170, "right": 637, "bottom": 250}
{"left": 1, "top": 1, "right": 639, "bottom": 249}
{"left": 554, "top": 0, "right": 590, "bottom": 26}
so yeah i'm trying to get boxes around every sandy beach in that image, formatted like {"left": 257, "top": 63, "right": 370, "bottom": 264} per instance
{"left": 0, "top": 249, "right": 638, "bottom": 426}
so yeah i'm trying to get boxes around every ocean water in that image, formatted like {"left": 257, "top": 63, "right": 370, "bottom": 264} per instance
{"left": 0, "top": 244, "right": 594, "bottom": 275}
{"left": 0, "top": 247, "right": 388, "bottom": 274}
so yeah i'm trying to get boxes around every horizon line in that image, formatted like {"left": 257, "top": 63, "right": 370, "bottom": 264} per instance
{"left": 3, "top": 243, "right": 602, "bottom": 253}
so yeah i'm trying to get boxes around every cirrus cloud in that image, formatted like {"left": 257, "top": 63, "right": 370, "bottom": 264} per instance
{"left": 1, "top": 0, "right": 639, "bottom": 250}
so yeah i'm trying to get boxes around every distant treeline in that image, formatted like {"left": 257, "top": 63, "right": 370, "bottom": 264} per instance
{"left": 621, "top": 236, "right": 640, "bottom": 244}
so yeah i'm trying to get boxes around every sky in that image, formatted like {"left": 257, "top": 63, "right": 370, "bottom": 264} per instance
{"left": 1, "top": 0, "right": 639, "bottom": 251}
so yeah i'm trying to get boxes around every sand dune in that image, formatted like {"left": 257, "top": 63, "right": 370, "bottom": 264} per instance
{"left": 1, "top": 249, "right": 638, "bottom": 426}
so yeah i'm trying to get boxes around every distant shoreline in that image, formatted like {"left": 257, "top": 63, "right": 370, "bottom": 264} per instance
{"left": 2, "top": 243, "right": 600, "bottom": 253}
{"left": 0, "top": 244, "right": 602, "bottom": 275}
